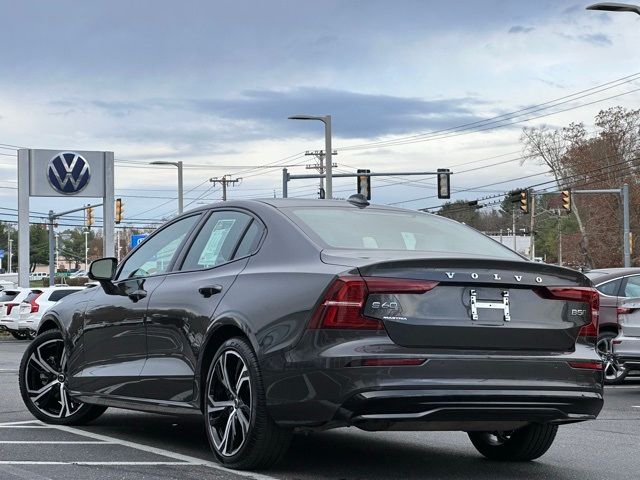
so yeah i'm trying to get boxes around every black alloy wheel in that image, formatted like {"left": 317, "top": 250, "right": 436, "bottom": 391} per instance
{"left": 204, "top": 337, "right": 291, "bottom": 470}
{"left": 19, "top": 330, "right": 106, "bottom": 424}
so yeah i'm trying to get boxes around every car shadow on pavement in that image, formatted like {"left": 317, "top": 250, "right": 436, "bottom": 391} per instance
{"left": 86, "top": 410, "right": 586, "bottom": 480}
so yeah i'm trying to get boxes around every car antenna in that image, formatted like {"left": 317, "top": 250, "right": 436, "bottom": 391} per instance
{"left": 347, "top": 193, "right": 369, "bottom": 208}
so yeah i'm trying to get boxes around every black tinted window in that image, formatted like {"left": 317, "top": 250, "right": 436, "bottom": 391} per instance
{"left": 596, "top": 279, "right": 621, "bottom": 296}
{"left": 49, "top": 290, "right": 82, "bottom": 301}
{"left": 0, "top": 291, "right": 19, "bottom": 302}
{"left": 181, "top": 211, "right": 252, "bottom": 270}
{"left": 234, "top": 221, "right": 263, "bottom": 258}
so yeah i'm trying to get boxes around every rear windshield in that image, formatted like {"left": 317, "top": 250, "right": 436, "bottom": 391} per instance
{"left": 24, "top": 291, "right": 42, "bottom": 303}
{"left": 284, "top": 207, "right": 521, "bottom": 259}
{"left": 0, "top": 291, "right": 19, "bottom": 302}
{"left": 49, "top": 290, "right": 81, "bottom": 302}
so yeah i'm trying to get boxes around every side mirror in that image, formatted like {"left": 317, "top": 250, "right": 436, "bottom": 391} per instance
{"left": 88, "top": 257, "right": 117, "bottom": 281}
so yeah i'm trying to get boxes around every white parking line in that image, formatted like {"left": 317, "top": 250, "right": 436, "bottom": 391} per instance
{"left": 0, "top": 425, "right": 52, "bottom": 429}
{"left": 0, "top": 441, "right": 115, "bottom": 444}
{"left": 0, "top": 461, "right": 196, "bottom": 465}
{"left": 0, "top": 420, "right": 44, "bottom": 426}
{"left": 24, "top": 421, "right": 280, "bottom": 480}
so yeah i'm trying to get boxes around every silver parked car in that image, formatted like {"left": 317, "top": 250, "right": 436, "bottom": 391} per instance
{"left": 613, "top": 298, "right": 640, "bottom": 380}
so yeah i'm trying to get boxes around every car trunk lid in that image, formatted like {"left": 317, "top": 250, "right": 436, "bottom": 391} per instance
{"left": 322, "top": 251, "right": 595, "bottom": 351}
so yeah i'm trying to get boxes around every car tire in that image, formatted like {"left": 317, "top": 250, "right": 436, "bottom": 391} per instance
{"left": 204, "top": 337, "right": 292, "bottom": 470}
{"left": 468, "top": 424, "right": 558, "bottom": 461}
{"left": 597, "top": 331, "right": 628, "bottom": 385}
{"left": 10, "top": 331, "right": 30, "bottom": 341}
{"left": 19, "top": 330, "right": 107, "bottom": 425}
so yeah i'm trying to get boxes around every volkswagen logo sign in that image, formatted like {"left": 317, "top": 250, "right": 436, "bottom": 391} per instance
{"left": 47, "top": 152, "right": 91, "bottom": 195}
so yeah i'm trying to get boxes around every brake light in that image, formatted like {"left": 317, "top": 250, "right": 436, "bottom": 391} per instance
{"left": 535, "top": 286, "right": 599, "bottom": 338}
{"left": 568, "top": 361, "right": 603, "bottom": 370}
{"left": 28, "top": 293, "right": 42, "bottom": 313}
{"left": 309, "top": 276, "right": 438, "bottom": 330}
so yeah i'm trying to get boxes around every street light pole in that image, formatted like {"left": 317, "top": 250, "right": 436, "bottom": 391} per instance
{"left": 288, "top": 115, "right": 333, "bottom": 199}
{"left": 8, "top": 235, "right": 12, "bottom": 273}
{"left": 84, "top": 231, "right": 89, "bottom": 272}
{"left": 150, "top": 161, "right": 184, "bottom": 214}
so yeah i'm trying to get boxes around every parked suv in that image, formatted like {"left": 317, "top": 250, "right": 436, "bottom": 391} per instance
{"left": 612, "top": 298, "right": 640, "bottom": 381}
{"left": 18, "top": 286, "right": 85, "bottom": 334}
{"left": 0, "top": 288, "right": 31, "bottom": 340}
{"left": 585, "top": 267, "right": 640, "bottom": 384}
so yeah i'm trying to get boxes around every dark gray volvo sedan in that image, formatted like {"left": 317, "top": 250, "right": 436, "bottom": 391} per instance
{"left": 19, "top": 198, "right": 603, "bottom": 469}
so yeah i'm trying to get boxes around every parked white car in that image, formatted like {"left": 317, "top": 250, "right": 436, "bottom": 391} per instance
{"left": 18, "top": 286, "right": 85, "bottom": 334}
{"left": 0, "top": 288, "right": 31, "bottom": 340}
{"left": 28, "top": 272, "right": 48, "bottom": 282}
{"left": 68, "top": 270, "right": 87, "bottom": 278}
{"left": 613, "top": 298, "right": 640, "bottom": 381}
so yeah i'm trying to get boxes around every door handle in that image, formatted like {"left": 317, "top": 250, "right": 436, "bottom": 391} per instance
{"left": 199, "top": 285, "right": 223, "bottom": 298}
{"left": 128, "top": 289, "right": 147, "bottom": 302}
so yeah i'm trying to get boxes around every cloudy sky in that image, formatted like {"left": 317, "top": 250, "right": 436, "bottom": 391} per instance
{"left": 0, "top": 0, "right": 639, "bottom": 224}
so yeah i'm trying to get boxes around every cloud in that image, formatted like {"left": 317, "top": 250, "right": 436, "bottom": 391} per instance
{"left": 508, "top": 25, "right": 534, "bottom": 34}
{"left": 70, "top": 88, "right": 486, "bottom": 141}
{"left": 578, "top": 33, "right": 612, "bottom": 46}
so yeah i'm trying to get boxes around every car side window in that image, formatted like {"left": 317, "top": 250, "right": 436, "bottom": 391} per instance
{"left": 233, "top": 220, "right": 263, "bottom": 259}
{"left": 596, "top": 279, "right": 621, "bottom": 296}
{"left": 49, "top": 290, "right": 82, "bottom": 302}
{"left": 117, "top": 215, "right": 200, "bottom": 280}
{"left": 180, "top": 211, "right": 253, "bottom": 271}
{"left": 624, "top": 276, "right": 640, "bottom": 297}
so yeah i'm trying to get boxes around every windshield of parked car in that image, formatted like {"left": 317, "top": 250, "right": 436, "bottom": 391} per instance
{"left": 0, "top": 290, "right": 19, "bottom": 302}
{"left": 284, "top": 207, "right": 522, "bottom": 259}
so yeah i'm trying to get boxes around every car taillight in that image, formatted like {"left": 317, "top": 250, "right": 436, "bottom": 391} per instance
{"left": 536, "top": 286, "right": 599, "bottom": 338}
{"left": 5, "top": 303, "right": 18, "bottom": 315}
{"left": 568, "top": 361, "right": 603, "bottom": 370}
{"left": 28, "top": 293, "right": 42, "bottom": 313}
{"left": 309, "top": 276, "right": 438, "bottom": 330}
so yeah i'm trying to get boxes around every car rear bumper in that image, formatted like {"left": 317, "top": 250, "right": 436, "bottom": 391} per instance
{"left": 0, "top": 317, "right": 19, "bottom": 331}
{"left": 265, "top": 332, "right": 604, "bottom": 431}
{"left": 613, "top": 334, "right": 640, "bottom": 368}
{"left": 340, "top": 388, "right": 601, "bottom": 432}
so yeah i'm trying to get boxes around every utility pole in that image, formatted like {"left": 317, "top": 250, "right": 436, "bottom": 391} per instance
{"left": 305, "top": 150, "right": 337, "bottom": 198}
{"left": 557, "top": 211, "right": 563, "bottom": 266}
{"left": 55, "top": 234, "right": 59, "bottom": 273}
{"left": 512, "top": 208, "right": 517, "bottom": 251}
{"left": 529, "top": 190, "right": 536, "bottom": 260}
{"left": 7, "top": 234, "right": 12, "bottom": 273}
{"left": 210, "top": 175, "right": 241, "bottom": 201}
{"left": 84, "top": 231, "right": 89, "bottom": 271}
{"left": 116, "top": 229, "right": 121, "bottom": 262}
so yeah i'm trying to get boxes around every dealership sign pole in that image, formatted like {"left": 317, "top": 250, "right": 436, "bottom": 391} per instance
{"left": 17, "top": 149, "right": 115, "bottom": 287}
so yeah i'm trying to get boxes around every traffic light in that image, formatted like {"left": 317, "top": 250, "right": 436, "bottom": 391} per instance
{"left": 115, "top": 198, "right": 124, "bottom": 224}
{"left": 561, "top": 190, "right": 571, "bottom": 212}
{"left": 357, "top": 169, "right": 371, "bottom": 200}
{"left": 519, "top": 190, "right": 529, "bottom": 214}
{"left": 85, "top": 206, "right": 94, "bottom": 228}
{"left": 437, "top": 169, "right": 451, "bottom": 199}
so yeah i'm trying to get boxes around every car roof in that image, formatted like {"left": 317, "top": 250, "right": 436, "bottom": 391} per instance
{"left": 585, "top": 267, "right": 640, "bottom": 283}
{"left": 188, "top": 198, "right": 411, "bottom": 214}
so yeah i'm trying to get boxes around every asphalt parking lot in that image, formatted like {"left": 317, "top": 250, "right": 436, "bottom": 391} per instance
{"left": 2, "top": 337, "right": 640, "bottom": 480}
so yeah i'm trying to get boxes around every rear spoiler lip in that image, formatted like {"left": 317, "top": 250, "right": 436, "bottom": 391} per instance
{"left": 321, "top": 250, "right": 590, "bottom": 287}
